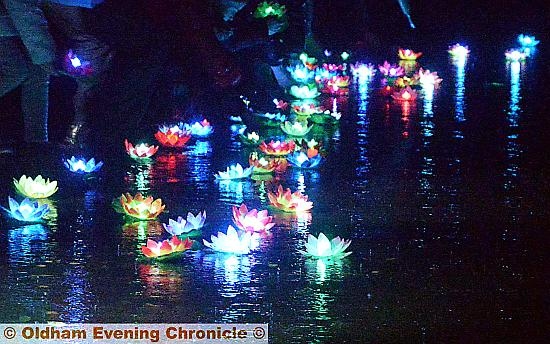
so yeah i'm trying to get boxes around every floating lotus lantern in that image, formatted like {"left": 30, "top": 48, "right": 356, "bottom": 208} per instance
{"left": 64, "top": 50, "right": 92, "bottom": 76}
{"left": 64, "top": 156, "right": 103, "bottom": 174}
{"left": 300, "top": 233, "right": 352, "bottom": 259}
{"left": 289, "top": 85, "right": 320, "bottom": 99}
{"left": 505, "top": 49, "right": 527, "bottom": 62}
{"left": 287, "top": 151, "right": 322, "bottom": 169}
{"left": 340, "top": 51, "right": 350, "bottom": 61}
{"left": 239, "top": 131, "right": 261, "bottom": 145}
{"left": 141, "top": 236, "right": 194, "bottom": 260}
{"left": 249, "top": 152, "right": 277, "bottom": 174}
{"left": 517, "top": 34, "right": 539, "bottom": 47}
{"left": 186, "top": 210, "right": 207, "bottom": 230}
{"left": 392, "top": 86, "right": 418, "bottom": 101}
{"left": 203, "top": 225, "right": 260, "bottom": 254}
{"left": 398, "top": 48, "right": 422, "bottom": 60}
{"left": 259, "top": 140, "right": 296, "bottom": 156}
{"left": 287, "top": 65, "right": 315, "bottom": 84}
{"left": 292, "top": 104, "right": 324, "bottom": 117}
{"left": 273, "top": 98, "right": 289, "bottom": 111}
{"left": 13, "top": 175, "right": 58, "bottom": 199}
{"left": 394, "top": 76, "right": 416, "bottom": 88}
{"left": 125, "top": 139, "right": 159, "bottom": 159}
{"left": 120, "top": 192, "right": 165, "bottom": 220}
{"left": 298, "top": 53, "right": 317, "bottom": 69}
{"left": 257, "top": 112, "right": 286, "bottom": 127}
{"left": 254, "top": 1, "right": 286, "bottom": 19}
{"left": 322, "top": 63, "right": 345, "bottom": 72}
{"left": 268, "top": 185, "right": 313, "bottom": 212}
{"left": 4, "top": 197, "right": 49, "bottom": 222}
{"left": 351, "top": 63, "right": 376, "bottom": 79}
{"left": 185, "top": 119, "right": 213, "bottom": 137}
{"left": 163, "top": 216, "right": 202, "bottom": 236}
{"left": 281, "top": 121, "right": 313, "bottom": 136}
{"left": 154, "top": 125, "right": 191, "bottom": 148}
{"left": 378, "top": 61, "right": 404, "bottom": 78}
{"left": 448, "top": 44, "right": 470, "bottom": 58}
{"left": 215, "top": 163, "right": 254, "bottom": 180}
{"left": 416, "top": 68, "right": 442, "bottom": 88}
{"left": 232, "top": 204, "right": 275, "bottom": 234}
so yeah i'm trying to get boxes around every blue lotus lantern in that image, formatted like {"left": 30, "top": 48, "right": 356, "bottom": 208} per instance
{"left": 287, "top": 151, "right": 322, "bottom": 168}
{"left": 64, "top": 156, "right": 104, "bottom": 174}
{"left": 5, "top": 197, "right": 50, "bottom": 222}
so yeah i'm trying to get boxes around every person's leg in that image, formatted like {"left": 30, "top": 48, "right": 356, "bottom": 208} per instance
{"left": 21, "top": 65, "right": 50, "bottom": 143}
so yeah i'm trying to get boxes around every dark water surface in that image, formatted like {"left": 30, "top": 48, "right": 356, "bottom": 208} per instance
{"left": 0, "top": 46, "right": 548, "bottom": 343}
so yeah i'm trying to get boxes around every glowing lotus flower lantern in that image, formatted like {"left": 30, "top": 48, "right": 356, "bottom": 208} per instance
{"left": 239, "top": 131, "right": 261, "bottom": 145}
{"left": 163, "top": 216, "right": 202, "bottom": 236}
{"left": 120, "top": 192, "right": 165, "bottom": 220}
{"left": 416, "top": 68, "right": 442, "bottom": 88}
{"left": 249, "top": 152, "right": 277, "bottom": 174}
{"left": 287, "top": 65, "right": 315, "bottom": 84}
{"left": 351, "top": 63, "right": 376, "bottom": 79}
{"left": 232, "top": 204, "right": 275, "bottom": 234}
{"left": 289, "top": 85, "right": 320, "bottom": 99}
{"left": 505, "top": 49, "right": 527, "bottom": 62}
{"left": 281, "top": 121, "right": 313, "bottom": 136}
{"left": 64, "top": 156, "right": 103, "bottom": 174}
{"left": 13, "top": 175, "right": 58, "bottom": 199}
{"left": 64, "top": 50, "right": 92, "bottom": 76}
{"left": 287, "top": 151, "right": 322, "bottom": 168}
{"left": 203, "top": 225, "right": 260, "bottom": 254}
{"left": 215, "top": 163, "right": 254, "bottom": 180}
{"left": 259, "top": 140, "right": 296, "bottom": 156}
{"left": 292, "top": 104, "right": 324, "bottom": 117}
{"left": 254, "top": 1, "right": 286, "bottom": 19}
{"left": 273, "top": 98, "right": 289, "bottom": 111}
{"left": 141, "top": 236, "right": 193, "bottom": 260}
{"left": 448, "top": 44, "right": 470, "bottom": 59}
{"left": 322, "top": 63, "right": 345, "bottom": 73}
{"left": 125, "top": 139, "right": 159, "bottom": 159}
{"left": 379, "top": 61, "right": 404, "bottom": 78}
{"left": 154, "top": 125, "right": 191, "bottom": 148}
{"left": 392, "top": 86, "right": 418, "bottom": 101}
{"left": 185, "top": 119, "right": 213, "bottom": 137}
{"left": 268, "top": 185, "right": 313, "bottom": 212}
{"left": 4, "top": 197, "right": 49, "bottom": 222}
{"left": 398, "top": 48, "right": 422, "bottom": 60}
{"left": 185, "top": 210, "right": 207, "bottom": 230}
{"left": 300, "top": 233, "right": 352, "bottom": 259}
{"left": 517, "top": 34, "right": 539, "bottom": 47}
{"left": 394, "top": 76, "right": 417, "bottom": 88}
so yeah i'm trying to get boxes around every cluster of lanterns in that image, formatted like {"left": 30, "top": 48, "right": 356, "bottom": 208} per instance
{"left": 505, "top": 34, "right": 539, "bottom": 62}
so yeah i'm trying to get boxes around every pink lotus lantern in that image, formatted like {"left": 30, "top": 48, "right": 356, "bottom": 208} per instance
{"left": 154, "top": 125, "right": 191, "bottom": 148}
{"left": 258, "top": 140, "right": 296, "bottom": 156}
{"left": 273, "top": 98, "right": 289, "bottom": 111}
{"left": 415, "top": 68, "right": 442, "bottom": 88}
{"left": 125, "top": 139, "right": 159, "bottom": 159}
{"left": 232, "top": 204, "right": 275, "bottom": 234}
{"left": 322, "top": 63, "right": 345, "bottom": 72}
{"left": 268, "top": 185, "right": 313, "bottom": 213}
{"left": 141, "top": 236, "right": 193, "bottom": 260}
{"left": 398, "top": 48, "right": 423, "bottom": 60}
{"left": 379, "top": 61, "right": 405, "bottom": 78}
{"left": 391, "top": 86, "right": 418, "bottom": 101}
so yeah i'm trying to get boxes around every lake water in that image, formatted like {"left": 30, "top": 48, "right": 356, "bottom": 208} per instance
{"left": 0, "top": 45, "right": 547, "bottom": 343}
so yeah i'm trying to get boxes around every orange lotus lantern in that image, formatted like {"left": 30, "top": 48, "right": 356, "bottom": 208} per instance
{"left": 267, "top": 185, "right": 313, "bottom": 212}
{"left": 258, "top": 140, "right": 296, "bottom": 156}
{"left": 154, "top": 125, "right": 191, "bottom": 148}
{"left": 125, "top": 139, "right": 159, "bottom": 159}
{"left": 141, "top": 236, "right": 193, "bottom": 260}
{"left": 391, "top": 86, "right": 418, "bottom": 101}
{"left": 120, "top": 192, "right": 165, "bottom": 220}
{"left": 398, "top": 48, "right": 422, "bottom": 60}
